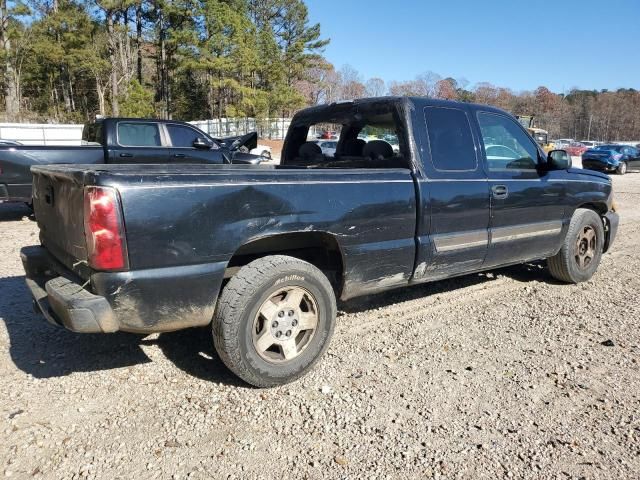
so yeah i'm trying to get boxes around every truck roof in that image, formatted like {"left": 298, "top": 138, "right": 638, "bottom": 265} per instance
{"left": 92, "top": 117, "right": 195, "bottom": 126}
{"left": 292, "top": 96, "right": 512, "bottom": 123}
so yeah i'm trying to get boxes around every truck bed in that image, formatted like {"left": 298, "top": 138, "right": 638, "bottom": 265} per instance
{"left": 0, "top": 145, "right": 103, "bottom": 201}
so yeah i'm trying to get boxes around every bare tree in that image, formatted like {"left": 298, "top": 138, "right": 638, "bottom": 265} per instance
{"left": 338, "top": 64, "right": 365, "bottom": 100}
{"left": 388, "top": 80, "right": 425, "bottom": 97}
{"left": 1, "top": 0, "right": 19, "bottom": 118}
{"left": 415, "top": 71, "right": 441, "bottom": 97}
{"left": 365, "top": 77, "right": 385, "bottom": 97}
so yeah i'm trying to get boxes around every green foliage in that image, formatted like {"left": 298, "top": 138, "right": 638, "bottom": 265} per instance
{"left": 0, "top": 0, "right": 329, "bottom": 121}
{"left": 119, "top": 79, "right": 155, "bottom": 117}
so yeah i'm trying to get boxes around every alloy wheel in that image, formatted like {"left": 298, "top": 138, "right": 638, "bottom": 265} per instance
{"left": 252, "top": 286, "right": 319, "bottom": 363}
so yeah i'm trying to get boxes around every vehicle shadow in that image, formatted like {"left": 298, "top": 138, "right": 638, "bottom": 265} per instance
{"left": 339, "top": 261, "right": 558, "bottom": 313}
{"left": 0, "top": 275, "right": 243, "bottom": 386}
{"left": 146, "top": 328, "right": 245, "bottom": 387}
{"left": 0, "top": 203, "right": 32, "bottom": 222}
{"left": 0, "top": 275, "right": 152, "bottom": 378}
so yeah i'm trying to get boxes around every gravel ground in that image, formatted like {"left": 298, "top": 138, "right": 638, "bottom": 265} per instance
{"left": 1, "top": 174, "right": 639, "bottom": 479}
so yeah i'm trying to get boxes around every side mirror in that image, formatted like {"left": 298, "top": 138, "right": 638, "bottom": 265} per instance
{"left": 193, "top": 137, "right": 211, "bottom": 149}
{"left": 545, "top": 149, "right": 572, "bottom": 170}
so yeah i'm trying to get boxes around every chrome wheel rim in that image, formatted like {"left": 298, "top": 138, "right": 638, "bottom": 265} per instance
{"left": 575, "top": 225, "right": 597, "bottom": 270}
{"left": 252, "top": 286, "right": 318, "bottom": 363}
{"left": 620, "top": 162, "right": 627, "bottom": 174}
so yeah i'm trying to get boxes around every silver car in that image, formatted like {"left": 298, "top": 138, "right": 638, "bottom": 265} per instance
{"left": 315, "top": 140, "right": 338, "bottom": 157}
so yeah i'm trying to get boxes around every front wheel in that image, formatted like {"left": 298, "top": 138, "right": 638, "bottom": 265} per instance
{"left": 616, "top": 161, "right": 627, "bottom": 175}
{"left": 547, "top": 208, "right": 604, "bottom": 283}
{"left": 213, "top": 255, "right": 336, "bottom": 387}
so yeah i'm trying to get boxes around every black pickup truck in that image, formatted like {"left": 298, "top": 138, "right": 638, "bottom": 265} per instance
{"left": 0, "top": 117, "right": 261, "bottom": 202}
{"left": 21, "top": 97, "right": 618, "bottom": 387}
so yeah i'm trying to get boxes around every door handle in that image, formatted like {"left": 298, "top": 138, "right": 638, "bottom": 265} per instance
{"left": 491, "top": 184, "right": 508, "bottom": 199}
{"left": 173, "top": 153, "right": 186, "bottom": 158}
{"left": 119, "top": 153, "right": 133, "bottom": 158}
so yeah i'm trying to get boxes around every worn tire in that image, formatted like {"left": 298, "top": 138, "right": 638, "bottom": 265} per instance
{"left": 212, "top": 255, "right": 337, "bottom": 387}
{"left": 616, "top": 161, "right": 627, "bottom": 175}
{"left": 547, "top": 208, "right": 604, "bottom": 283}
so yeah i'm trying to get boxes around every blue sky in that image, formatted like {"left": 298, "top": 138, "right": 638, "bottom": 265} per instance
{"left": 305, "top": 0, "right": 640, "bottom": 94}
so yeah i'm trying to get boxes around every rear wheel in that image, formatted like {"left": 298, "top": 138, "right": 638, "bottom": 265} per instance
{"left": 547, "top": 208, "right": 604, "bottom": 283}
{"left": 213, "top": 255, "right": 336, "bottom": 387}
{"left": 616, "top": 161, "right": 627, "bottom": 175}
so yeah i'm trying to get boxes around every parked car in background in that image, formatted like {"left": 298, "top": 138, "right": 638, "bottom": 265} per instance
{"left": 553, "top": 138, "right": 575, "bottom": 149}
{"left": 580, "top": 141, "right": 601, "bottom": 149}
{"left": 564, "top": 142, "right": 589, "bottom": 157}
{"left": 314, "top": 139, "right": 338, "bottom": 157}
{"left": 582, "top": 144, "right": 640, "bottom": 175}
{"left": 0, "top": 140, "right": 22, "bottom": 146}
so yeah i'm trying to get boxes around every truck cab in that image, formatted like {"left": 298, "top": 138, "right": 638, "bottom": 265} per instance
{"left": 83, "top": 117, "right": 229, "bottom": 164}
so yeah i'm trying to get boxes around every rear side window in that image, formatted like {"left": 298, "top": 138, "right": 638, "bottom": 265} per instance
{"left": 424, "top": 107, "right": 477, "bottom": 171}
{"left": 167, "top": 124, "right": 202, "bottom": 148}
{"left": 82, "top": 123, "right": 103, "bottom": 146}
{"left": 117, "top": 122, "right": 162, "bottom": 147}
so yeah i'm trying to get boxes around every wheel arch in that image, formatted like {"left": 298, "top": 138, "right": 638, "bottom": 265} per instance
{"left": 226, "top": 231, "right": 345, "bottom": 295}
{"left": 573, "top": 203, "right": 614, "bottom": 253}
{"left": 576, "top": 201, "right": 608, "bottom": 216}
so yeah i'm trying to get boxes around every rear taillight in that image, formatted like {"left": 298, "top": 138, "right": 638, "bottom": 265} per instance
{"left": 83, "top": 186, "right": 127, "bottom": 271}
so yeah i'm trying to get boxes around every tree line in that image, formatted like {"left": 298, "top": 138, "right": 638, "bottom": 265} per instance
{"left": 0, "top": 0, "right": 328, "bottom": 122}
{"left": 1, "top": 1, "right": 638, "bottom": 141}
{"left": 306, "top": 65, "right": 640, "bottom": 142}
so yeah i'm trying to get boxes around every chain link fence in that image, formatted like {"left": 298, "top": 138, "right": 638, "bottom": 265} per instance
{"left": 189, "top": 118, "right": 294, "bottom": 140}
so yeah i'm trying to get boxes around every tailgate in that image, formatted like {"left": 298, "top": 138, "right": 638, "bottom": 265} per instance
{"left": 32, "top": 168, "right": 89, "bottom": 278}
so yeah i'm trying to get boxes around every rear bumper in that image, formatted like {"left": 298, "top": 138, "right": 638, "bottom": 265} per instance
{"left": 582, "top": 160, "right": 614, "bottom": 172}
{"left": 603, "top": 211, "right": 619, "bottom": 253}
{"left": 21, "top": 246, "right": 118, "bottom": 333}
{"left": 21, "top": 245, "right": 227, "bottom": 334}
